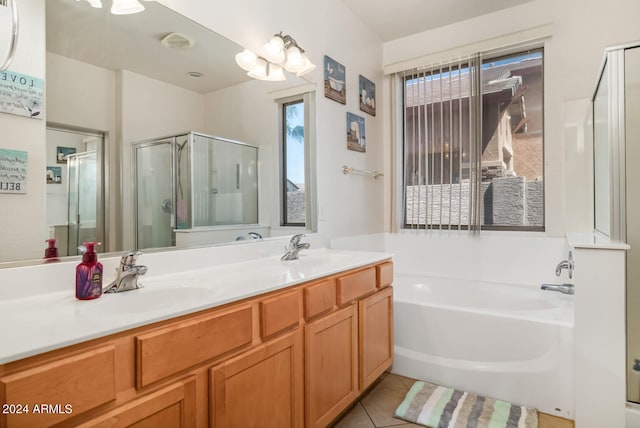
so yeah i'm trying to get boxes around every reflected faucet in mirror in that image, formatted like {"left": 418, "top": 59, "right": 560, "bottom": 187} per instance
{"left": 104, "top": 251, "right": 147, "bottom": 293}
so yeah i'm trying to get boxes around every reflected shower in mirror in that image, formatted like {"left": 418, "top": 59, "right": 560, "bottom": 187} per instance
{"left": 133, "top": 132, "right": 258, "bottom": 250}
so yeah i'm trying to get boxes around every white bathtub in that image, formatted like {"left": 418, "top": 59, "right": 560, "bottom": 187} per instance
{"left": 391, "top": 274, "right": 575, "bottom": 419}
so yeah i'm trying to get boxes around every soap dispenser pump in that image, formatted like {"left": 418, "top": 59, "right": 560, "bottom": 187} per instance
{"left": 76, "top": 242, "right": 103, "bottom": 300}
{"left": 44, "top": 238, "right": 59, "bottom": 262}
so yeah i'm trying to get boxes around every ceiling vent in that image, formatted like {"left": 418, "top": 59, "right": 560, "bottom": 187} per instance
{"left": 161, "top": 32, "right": 194, "bottom": 50}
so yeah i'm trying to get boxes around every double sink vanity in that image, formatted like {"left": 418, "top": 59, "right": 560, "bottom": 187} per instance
{"left": 0, "top": 244, "right": 394, "bottom": 427}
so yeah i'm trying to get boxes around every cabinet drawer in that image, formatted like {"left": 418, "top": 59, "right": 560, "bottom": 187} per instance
{"left": 336, "top": 267, "right": 376, "bottom": 305}
{"left": 0, "top": 345, "right": 116, "bottom": 428}
{"left": 260, "top": 290, "right": 301, "bottom": 339}
{"left": 136, "top": 305, "right": 253, "bottom": 388}
{"left": 376, "top": 261, "right": 393, "bottom": 288}
{"left": 303, "top": 279, "right": 336, "bottom": 320}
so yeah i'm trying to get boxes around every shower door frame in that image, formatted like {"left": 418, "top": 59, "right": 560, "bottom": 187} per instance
{"left": 132, "top": 138, "right": 178, "bottom": 249}
{"left": 66, "top": 150, "right": 101, "bottom": 255}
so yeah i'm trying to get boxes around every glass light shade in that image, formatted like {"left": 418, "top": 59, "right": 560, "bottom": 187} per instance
{"left": 235, "top": 49, "right": 257, "bottom": 72}
{"left": 87, "top": 0, "right": 103, "bottom": 8}
{"left": 264, "top": 36, "right": 285, "bottom": 64}
{"left": 247, "top": 58, "right": 268, "bottom": 80}
{"left": 111, "top": 0, "right": 145, "bottom": 14}
{"left": 284, "top": 46, "right": 305, "bottom": 73}
{"left": 266, "top": 63, "right": 286, "bottom": 81}
{"left": 295, "top": 55, "right": 316, "bottom": 76}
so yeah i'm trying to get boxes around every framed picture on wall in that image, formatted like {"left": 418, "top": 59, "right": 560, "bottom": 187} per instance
{"left": 46, "top": 166, "right": 62, "bottom": 184}
{"left": 324, "top": 55, "right": 346, "bottom": 104}
{"left": 56, "top": 146, "right": 75, "bottom": 164}
{"left": 346, "top": 112, "right": 366, "bottom": 152}
{"left": 359, "top": 75, "right": 376, "bottom": 116}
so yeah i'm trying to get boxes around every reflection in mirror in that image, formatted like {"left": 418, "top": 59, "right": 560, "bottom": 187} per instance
{"left": 3, "top": 0, "right": 262, "bottom": 266}
{"left": 133, "top": 132, "right": 258, "bottom": 250}
{"left": 1, "top": 0, "right": 314, "bottom": 267}
{"left": 46, "top": 126, "right": 105, "bottom": 256}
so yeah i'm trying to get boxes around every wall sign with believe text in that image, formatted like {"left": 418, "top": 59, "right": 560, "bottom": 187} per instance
{"left": 0, "top": 70, "right": 44, "bottom": 119}
{"left": 0, "top": 148, "right": 28, "bottom": 194}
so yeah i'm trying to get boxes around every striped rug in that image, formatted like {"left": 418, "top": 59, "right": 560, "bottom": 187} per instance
{"left": 394, "top": 381, "right": 538, "bottom": 428}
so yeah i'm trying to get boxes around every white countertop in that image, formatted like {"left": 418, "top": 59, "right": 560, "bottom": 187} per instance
{"left": 0, "top": 248, "right": 391, "bottom": 364}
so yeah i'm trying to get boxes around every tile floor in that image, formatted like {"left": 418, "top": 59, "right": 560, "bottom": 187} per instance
{"left": 331, "top": 373, "right": 574, "bottom": 428}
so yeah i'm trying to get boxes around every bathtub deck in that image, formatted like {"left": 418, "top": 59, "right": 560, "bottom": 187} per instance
{"left": 331, "top": 372, "right": 574, "bottom": 428}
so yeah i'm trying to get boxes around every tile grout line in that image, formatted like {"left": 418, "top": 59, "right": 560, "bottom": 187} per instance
{"left": 357, "top": 399, "right": 379, "bottom": 428}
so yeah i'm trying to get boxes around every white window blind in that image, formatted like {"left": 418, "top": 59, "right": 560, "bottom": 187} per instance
{"left": 401, "top": 55, "right": 482, "bottom": 231}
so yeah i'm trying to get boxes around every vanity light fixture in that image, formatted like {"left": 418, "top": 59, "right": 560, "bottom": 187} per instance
{"left": 75, "top": 0, "right": 154, "bottom": 15}
{"left": 235, "top": 31, "right": 315, "bottom": 81}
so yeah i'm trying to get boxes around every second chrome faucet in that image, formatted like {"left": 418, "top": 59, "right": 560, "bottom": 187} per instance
{"left": 281, "top": 234, "right": 310, "bottom": 261}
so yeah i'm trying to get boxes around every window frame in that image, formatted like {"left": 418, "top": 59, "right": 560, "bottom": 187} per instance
{"left": 399, "top": 46, "right": 545, "bottom": 232}
{"left": 276, "top": 91, "right": 316, "bottom": 231}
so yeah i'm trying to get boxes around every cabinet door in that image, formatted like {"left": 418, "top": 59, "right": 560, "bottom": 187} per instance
{"left": 210, "top": 329, "right": 303, "bottom": 428}
{"left": 359, "top": 286, "right": 394, "bottom": 391}
{"left": 76, "top": 377, "right": 196, "bottom": 428}
{"left": 305, "top": 304, "right": 358, "bottom": 428}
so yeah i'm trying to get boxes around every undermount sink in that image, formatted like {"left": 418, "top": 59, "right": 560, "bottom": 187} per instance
{"left": 76, "top": 286, "right": 217, "bottom": 315}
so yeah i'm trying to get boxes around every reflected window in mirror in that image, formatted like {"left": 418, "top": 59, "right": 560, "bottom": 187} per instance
{"left": 280, "top": 96, "right": 307, "bottom": 227}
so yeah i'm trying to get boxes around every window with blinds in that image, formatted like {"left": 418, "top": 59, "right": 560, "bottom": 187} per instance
{"left": 401, "top": 49, "right": 544, "bottom": 231}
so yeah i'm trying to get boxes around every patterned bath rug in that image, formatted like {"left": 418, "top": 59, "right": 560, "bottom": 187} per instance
{"left": 394, "top": 381, "right": 538, "bottom": 428}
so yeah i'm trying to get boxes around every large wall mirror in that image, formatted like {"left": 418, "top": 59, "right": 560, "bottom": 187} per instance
{"left": 1, "top": 0, "right": 312, "bottom": 266}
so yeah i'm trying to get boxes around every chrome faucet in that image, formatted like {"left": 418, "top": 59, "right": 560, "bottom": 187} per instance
{"left": 541, "top": 283, "right": 575, "bottom": 295}
{"left": 555, "top": 251, "right": 574, "bottom": 279}
{"left": 281, "top": 234, "right": 310, "bottom": 261}
{"left": 103, "top": 251, "right": 147, "bottom": 293}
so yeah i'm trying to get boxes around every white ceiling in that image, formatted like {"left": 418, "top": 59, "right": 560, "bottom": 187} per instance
{"left": 340, "top": 0, "right": 535, "bottom": 42}
{"left": 46, "top": 0, "right": 251, "bottom": 94}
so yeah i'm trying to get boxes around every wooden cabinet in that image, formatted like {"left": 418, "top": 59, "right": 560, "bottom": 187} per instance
{"left": 210, "top": 329, "right": 303, "bottom": 428}
{"left": 75, "top": 377, "right": 196, "bottom": 428}
{"left": 359, "top": 287, "right": 393, "bottom": 390}
{"left": 305, "top": 304, "right": 359, "bottom": 428}
{"left": 0, "top": 345, "right": 117, "bottom": 428}
{"left": 0, "top": 260, "right": 393, "bottom": 428}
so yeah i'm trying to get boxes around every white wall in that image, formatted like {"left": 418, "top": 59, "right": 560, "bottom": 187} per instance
{"left": 381, "top": 0, "right": 640, "bottom": 238}
{"left": 0, "top": 0, "right": 46, "bottom": 262}
{"left": 157, "top": 0, "right": 385, "bottom": 245}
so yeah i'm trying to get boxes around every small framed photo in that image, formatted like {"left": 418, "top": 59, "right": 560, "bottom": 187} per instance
{"left": 359, "top": 75, "right": 376, "bottom": 116}
{"left": 46, "top": 166, "right": 62, "bottom": 184}
{"left": 56, "top": 146, "right": 76, "bottom": 164}
{"left": 324, "top": 55, "right": 346, "bottom": 104}
{"left": 346, "top": 112, "right": 366, "bottom": 153}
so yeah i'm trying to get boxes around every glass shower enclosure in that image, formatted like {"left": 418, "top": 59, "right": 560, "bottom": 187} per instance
{"left": 592, "top": 42, "right": 640, "bottom": 404}
{"left": 133, "top": 132, "right": 258, "bottom": 250}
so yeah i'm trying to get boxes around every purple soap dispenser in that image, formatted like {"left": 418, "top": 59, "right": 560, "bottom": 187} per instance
{"left": 75, "top": 242, "right": 103, "bottom": 300}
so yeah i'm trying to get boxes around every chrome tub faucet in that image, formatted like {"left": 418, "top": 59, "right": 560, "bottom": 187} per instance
{"left": 281, "top": 234, "right": 310, "bottom": 261}
{"left": 555, "top": 250, "right": 574, "bottom": 279}
{"left": 104, "top": 250, "right": 147, "bottom": 293}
